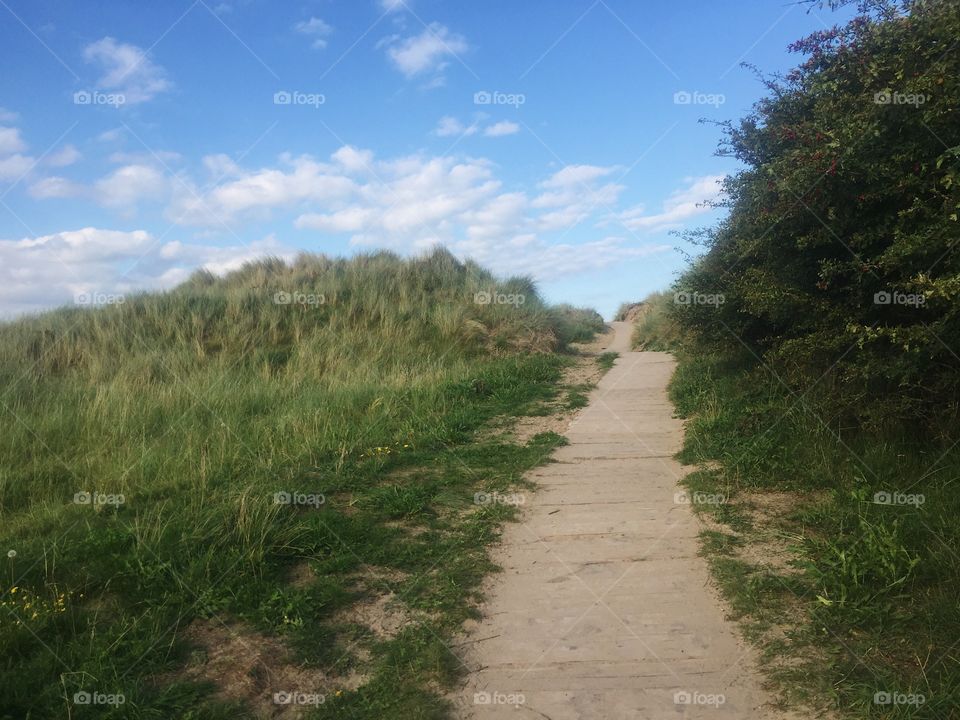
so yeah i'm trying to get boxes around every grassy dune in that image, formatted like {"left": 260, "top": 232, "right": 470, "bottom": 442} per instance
{"left": 0, "top": 249, "right": 604, "bottom": 719}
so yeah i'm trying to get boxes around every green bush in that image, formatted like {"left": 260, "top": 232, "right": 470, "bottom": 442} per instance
{"left": 654, "top": 4, "right": 960, "bottom": 713}
{"left": 549, "top": 304, "right": 606, "bottom": 344}
{"left": 674, "top": 0, "right": 960, "bottom": 432}
{"left": 630, "top": 291, "right": 686, "bottom": 351}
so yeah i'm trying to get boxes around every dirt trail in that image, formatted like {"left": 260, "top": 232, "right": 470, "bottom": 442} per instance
{"left": 454, "top": 322, "right": 792, "bottom": 719}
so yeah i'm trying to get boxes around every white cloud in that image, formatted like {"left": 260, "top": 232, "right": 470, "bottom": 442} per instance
{"left": 618, "top": 174, "right": 723, "bottom": 232}
{"left": 0, "top": 108, "right": 19, "bottom": 123}
{"left": 0, "top": 125, "right": 38, "bottom": 183}
{"left": 28, "top": 176, "right": 85, "bottom": 199}
{"left": 384, "top": 23, "right": 467, "bottom": 79}
{"left": 542, "top": 165, "right": 619, "bottom": 189}
{"left": 202, "top": 153, "right": 243, "bottom": 179}
{"left": 484, "top": 121, "right": 519, "bottom": 137}
{"left": 83, "top": 37, "right": 172, "bottom": 104}
{"left": 434, "top": 116, "right": 478, "bottom": 137}
{"left": 294, "top": 17, "right": 333, "bottom": 49}
{"left": 30, "top": 157, "right": 175, "bottom": 207}
{"left": 167, "top": 154, "right": 357, "bottom": 226}
{"left": 94, "top": 164, "right": 168, "bottom": 210}
{"left": 433, "top": 117, "right": 519, "bottom": 138}
{"left": 0, "top": 228, "right": 291, "bottom": 318}
{"left": 457, "top": 192, "right": 527, "bottom": 240}
{"left": 97, "top": 128, "right": 125, "bottom": 143}
{"left": 108, "top": 149, "right": 181, "bottom": 165}
{"left": 331, "top": 145, "right": 375, "bottom": 174}
{"left": 379, "top": 0, "right": 406, "bottom": 12}
{"left": 294, "top": 206, "right": 377, "bottom": 233}
{"left": 0, "top": 154, "right": 34, "bottom": 182}
{"left": 45, "top": 144, "right": 81, "bottom": 167}
{"left": 284, "top": 149, "right": 671, "bottom": 282}
{"left": 532, "top": 165, "right": 624, "bottom": 231}
{"left": 0, "top": 146, "right": 716, "bottom": 318}
{"left": 451, "top": 234, "right": 670, "bottom": 283}
{"left": 0, "top": 126, "right": 27, "bottom": 155}
{"left": 294, "top": 152, "right": 500, "bottom": 239}
{"left": 157, "top": 234, "right": 293, "bottom": 276}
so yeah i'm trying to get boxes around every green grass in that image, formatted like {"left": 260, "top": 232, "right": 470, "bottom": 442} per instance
{"left": 563, "top": 384, "right": 592, "bottom": 410}
{"left": 629, "top": 291, "right": 684, "bottom": 351}
{"left": 549, "top": 304, "right": 605, "bottom": 344}
{"left": 660, "top": 345, "right": 960, "bottom": 718}
{"left": 596, "top": 352, "right": 618, "bottom": 372}
{"left": 0, "top": 249, "right": 605, "bottom": 719}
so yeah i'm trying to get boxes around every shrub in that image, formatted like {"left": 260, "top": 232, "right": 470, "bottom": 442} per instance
{"left": 674, "top": 0, "right": 960, "bottom": 432}
{"left": 549, "top": 304, "right": 606, "bottom": 344}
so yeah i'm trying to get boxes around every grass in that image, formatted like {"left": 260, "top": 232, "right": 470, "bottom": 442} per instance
{"left": 0, "top": 249, "right": 606, "bottom": 720}
{"left": 563, "top": 384, "right": 592, "bottom": 410}
{"left": 596, "top": 352, "right": 618, "bottom": 372}
{"left": 632, "top": 296, "right": 960, "bottom": 718}
{"left": 629, "top": 291, "right": 685, "bottom": 351}
{"left": 549, "top": 304, "right": 605, "bottom": 344}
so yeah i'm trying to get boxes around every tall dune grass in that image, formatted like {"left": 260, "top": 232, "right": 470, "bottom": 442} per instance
{"left": 0, "top": 248, "right": 599, "bottom": 719}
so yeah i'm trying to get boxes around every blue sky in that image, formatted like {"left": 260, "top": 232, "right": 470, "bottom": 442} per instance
{"left": 0, "top": 0, "right": 853, "bottom": 319}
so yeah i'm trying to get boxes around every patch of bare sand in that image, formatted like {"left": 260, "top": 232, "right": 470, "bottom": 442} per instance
{"left": 168, "top": 563, "right": 417, "bottom": 716}
{"left": 333, "top": 591, "right": 412, "bottom": 641}
{"left": 615, "top": 301, "right": 647, "bottom": 322}
{"left": 737, "top": 490, "right": 817, "bottom": 575}
{"left": 165, "top": 619, "right": 364, "bottom": 718}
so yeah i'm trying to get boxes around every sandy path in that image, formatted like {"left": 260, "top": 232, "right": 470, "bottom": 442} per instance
{"left": 453, "top": 322, "right": 788, "bottom": 719}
